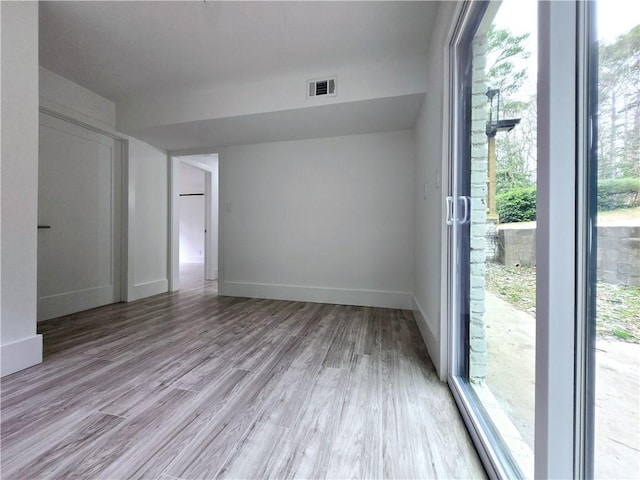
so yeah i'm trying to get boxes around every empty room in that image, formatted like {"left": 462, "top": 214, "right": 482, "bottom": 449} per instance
{"left": 1, "top": 1, "right": 638, "bottom": 479}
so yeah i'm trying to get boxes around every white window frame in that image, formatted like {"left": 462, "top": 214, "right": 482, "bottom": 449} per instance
{"left": 445, "top": 1, "right": 593, "bottom": 478}
{"left": 535, "top": 1, "right": 581, "bottom": 478}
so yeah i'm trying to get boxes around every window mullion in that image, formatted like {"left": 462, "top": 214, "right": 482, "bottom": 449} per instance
{"left": 535, "top": 2, "right": 580, "bottom": 478}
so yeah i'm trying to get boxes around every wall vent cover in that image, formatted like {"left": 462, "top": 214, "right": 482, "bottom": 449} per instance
{"left": 308, "top": 77, "right": 337, "bottom": 98}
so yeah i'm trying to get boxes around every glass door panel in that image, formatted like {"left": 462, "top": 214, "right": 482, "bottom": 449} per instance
{"left": 588, "top": 3, "right": 640, "bottom": 478}
{"left": 450, "top": 1, "right": 538, "bottom": 477}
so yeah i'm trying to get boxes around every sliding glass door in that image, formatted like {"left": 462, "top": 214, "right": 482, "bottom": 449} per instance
{"left": 448, "top": 1, "right": 537, "bottom": 477}
{"left": 447, "top": 1, "right": 639, "bottom": 478}
{"left": 583, "top": 2, "right": 640, "bottom": 478}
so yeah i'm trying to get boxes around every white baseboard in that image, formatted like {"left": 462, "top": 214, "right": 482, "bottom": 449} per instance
{"left": 129, "top": 279, "right": 169, "bottom": 301}
{"left": 206, "top": 268, "right": 219, "bottom": 281}
{"left": 412, "top": 295, "right": 444, "bottom": 379}
{"left": 1, "top": 335, "right": 43, "bottom": 377}
{"left": 38, "top": 286, "right": 115, "bottom": 321}
{"left": 220, "top": 281, "right": 412, "bottom": 310}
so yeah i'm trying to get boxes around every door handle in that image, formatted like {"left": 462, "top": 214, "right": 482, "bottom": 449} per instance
{"left": 38, "top": 225, "right": 51, "bottom": 229}
{"left": 446, "top": 196, "right": 454, "bottom": 225}
{"left": 460, "top": 196, "right": 472, "bottom": 225}
{"left": 445, "top": 196, "right": 472, "bottom": 226}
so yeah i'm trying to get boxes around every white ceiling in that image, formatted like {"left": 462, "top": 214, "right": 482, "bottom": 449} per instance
{"left": 40, "top": 1, "right": 437, "bottom": 103}
{"left": 133, "top": 93, "right": 425, "bottom": 151}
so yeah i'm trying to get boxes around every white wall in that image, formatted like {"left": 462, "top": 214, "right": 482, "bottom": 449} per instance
{"left": 2, "top": 53, "right": 168, "bottom": 375}
{"left": 1, "top": 1, "right": 43, "bottom": 377}
{"left": 40, "top": 66, "right": 169, "bottom": 303}
{"left": 218, "top": 130, "right": 414, "bottom": 309}
{"left": 128, "top": 139, "right": 169, "bottom": 300}
{"left": 40, "top": 67, "right": 116, "bottom": 130}
{"left": 179, "top": 163, "right": 205, "bottom": 264}
{"left": 117, "top": 55, "right": 428, "bottom": 133}
{"left": 412, "top": 2, "right": 459, "bottom": 378}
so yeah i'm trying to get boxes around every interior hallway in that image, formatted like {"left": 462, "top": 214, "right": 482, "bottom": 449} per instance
{"left": 0, "top": 264, "right": 484, "bottom": 479}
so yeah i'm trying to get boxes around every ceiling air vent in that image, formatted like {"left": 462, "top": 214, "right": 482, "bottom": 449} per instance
{"left": 308, "top": 77, "right": 337, "bottom": 98}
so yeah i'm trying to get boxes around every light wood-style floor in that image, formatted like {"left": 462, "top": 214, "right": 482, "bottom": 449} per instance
{"left": 1, "top": 264, "right": 484, "bottom": 479}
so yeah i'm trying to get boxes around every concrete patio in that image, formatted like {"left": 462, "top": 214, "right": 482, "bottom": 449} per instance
{"left": 484, "top": 292, "right": 639, "bottom": 479}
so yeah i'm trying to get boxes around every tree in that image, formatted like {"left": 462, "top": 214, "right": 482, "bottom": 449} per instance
{"left": 597, "top": 25, "right": 640, "bottom": 180}
{"left": 486, "top": 25, "right": 531, "bottom": 101}
{"left": 485, "top": 26, "right": 536, "bottom": 193}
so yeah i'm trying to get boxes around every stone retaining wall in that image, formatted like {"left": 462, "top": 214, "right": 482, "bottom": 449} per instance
{"left": 496, "top": 226, "right": 536, "bottom": 267}
{"left": 597, "top": 226, "right": 640, "bottom": 287}
{"left": 496, "top": 224, "right": 640, "bottom": 287}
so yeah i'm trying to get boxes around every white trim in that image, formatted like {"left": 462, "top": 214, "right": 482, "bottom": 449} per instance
{"left": 127, "top": 148, "right": 138, "bottom": 300}
{"left": 38, "top": 110, "right": 127, "bottom": 312}
{"left": 203, "top": 171, "right": 215, "bottom": 280}
{"left": 169, "top": 156, "right": 180, "bottom": 291}
{"left": 446, "top": 0, "right": 472, "bottom": 385}
{"left": 169, "top": 153, "right": 220, "bottom": 290}
{"left": 535, "top": 2, "right": 579, "bottom": 478}
{"left": 39, "top": 105, "right": 121, "bottom": 140}
{"left": 444, "top": 3, "right": 518, "bottom": 479}
{"left": 440, "top": 0, "right": 463, "bottom": 384}
{"left": 128, "top": 279, "right": 169, "bottom": 302}
{"left": 218, "top": 157, "right": 225, "bottom": 290}
{"left": 1, "top": 335, "right": 43, "bottom": 377}
{"left": 180, "top": 156, "right": 214, "bottom": 173}
{"left": 121, "top": 140, "right": 131, "bottom": 302}
{"left": 221, "top": 281, "right": 412, "bottom": 310}
{"left": 39, "top": 286, "right": 115, "bottom": 322}
{"left": 472, "top": 385, "right": 534, "bottom": 476}
{"left": 412, "top": 295, "right": 442, "bottom": 378}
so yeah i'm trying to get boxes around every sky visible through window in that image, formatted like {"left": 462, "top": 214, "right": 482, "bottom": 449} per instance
{"left": 490, "top": 0, "right": 537, "bottom": 100}
{"left": 597, "top": 0, "right": 640, "bottom": 42}
{"left": 493, "top": 0, "right": 639, "bottom": 42}
{"left": 489, "top": 0, "right": 640, "bottom": 97}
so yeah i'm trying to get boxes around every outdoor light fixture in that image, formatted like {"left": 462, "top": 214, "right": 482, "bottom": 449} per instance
{"left": 485, "top": 87, "right": 521, "bottom": 218}
{"left": 486, "top": 87, "right": 521, "bottom": 137}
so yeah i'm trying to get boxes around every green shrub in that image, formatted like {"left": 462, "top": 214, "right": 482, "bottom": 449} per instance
{"left": 597, "top": 177, "right": 640, "bottom": 211}
{"left": 495, "top": 178, "right": 639, "bottom": 223}
{"left": 497, "top": 187, "right": 537, "bottom": 223}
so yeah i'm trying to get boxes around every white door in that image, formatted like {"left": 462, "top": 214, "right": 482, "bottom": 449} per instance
{"left": 38, "top": 112, "right": 122, "bottom": 321}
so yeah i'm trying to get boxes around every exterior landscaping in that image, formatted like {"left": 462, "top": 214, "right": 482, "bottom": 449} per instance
{"left": 486, "top": 262, "right": 640, "bottom": 342}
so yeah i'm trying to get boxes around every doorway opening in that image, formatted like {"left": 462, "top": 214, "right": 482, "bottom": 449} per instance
{"left": 169, "top": 154, "right": 219, "bottom": 291}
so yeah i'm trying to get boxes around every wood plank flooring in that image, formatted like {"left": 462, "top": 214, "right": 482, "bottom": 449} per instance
{"left": 0, "top": 264, "right": 484, "bottom": 479}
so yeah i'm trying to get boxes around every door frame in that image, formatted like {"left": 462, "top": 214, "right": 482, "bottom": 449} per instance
{"left": 443, "top": 5, "right": 516, "bottom": 478}
{"left": 168, "top": 152, "right": 219, "bottom": 291}
{"left": 443, "top": 2, "right": 586, "bottom": 478}
{"left": 37, "top": 107, "right": 129, "bottom": 310}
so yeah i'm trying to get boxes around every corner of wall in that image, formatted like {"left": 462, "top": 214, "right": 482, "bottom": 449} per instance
{"left": 1, "top": 334, "right": 42, "bottom": 378}
{"left": 127, "top": 138, "right": 170, "bottom": 302}
{"left": 412, "top": 295, "right": 445, "bottom": 380}
{"left": 1, "top": 0, "right": 42, "bottom": 377}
